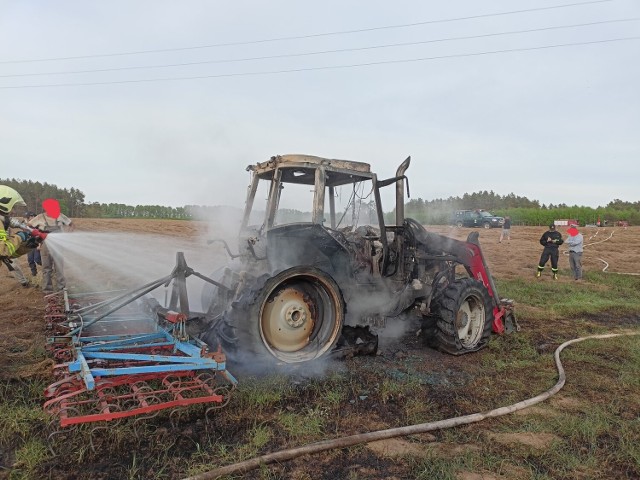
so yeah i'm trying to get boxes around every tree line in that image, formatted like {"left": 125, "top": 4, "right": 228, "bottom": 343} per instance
{"left": 400, "top": 191, "right": 640, "bottom": 226}
{"left": 1, "top": 178, "right": 86, "bottom": 217}
{"left": 1, "top": 178, "right": 190, "bottom": 219}
{"left": 1, "top": 178, "right": 638, "bottom": 226}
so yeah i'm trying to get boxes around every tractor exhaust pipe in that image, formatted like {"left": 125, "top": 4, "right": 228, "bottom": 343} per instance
{"left": 395, "top": 156, "right": 411, "bottom": 225}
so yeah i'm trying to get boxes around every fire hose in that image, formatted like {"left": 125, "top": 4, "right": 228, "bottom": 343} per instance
{"left": 586, "top": 228, "right": 640, "bottom": 275}
{"left": 596, "top": 258, "right": 640, "bottom": 276}
{"left": 0, "top": 220, "right": 48, "bottom": 270}
{"left": 563, "top": 228, "right": 640, "bottom": 275}
{"left": 8, "top": 217, "right": 49, "bottom": 240}
{"left": 183, "top": 331, "right": 639, "bottom": 480}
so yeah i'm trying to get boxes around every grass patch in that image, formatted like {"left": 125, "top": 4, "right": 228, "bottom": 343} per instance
{"left": 0, "top": 379, "right": 50, "bottom": 464}
{"left": 10, "top": 439, "right": 51, "bottom": 479}
{"left": 495, "top": 274, "right": 640, "bottom": 319}
{"left": 403, "top": 397, "right": 439, "bottom": 425}
{"left": 232, "top": 375, "right": 292, "bottom": 411}
{"left": 0, "top": 403, "right": 49, "bottom": 445}
{"left": 410, "top": 449, "right": 516, "bottom": 480}
{"left": 278, "top": 409, "right": 325, "bottom": 441}
{"left": 410, "top": 449, "right": 473, "bottom": 479}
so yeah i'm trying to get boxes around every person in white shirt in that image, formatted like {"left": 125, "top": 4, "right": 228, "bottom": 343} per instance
{"left": 27, "top": 199, "right": 74, "bottom": 293}
{"left": 565, "top": 226, "right": 584, "bottom": 281}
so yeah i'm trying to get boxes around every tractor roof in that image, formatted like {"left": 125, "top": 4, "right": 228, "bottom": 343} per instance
{"left": 247, "top": 154, "right": 374, "bottom": 187}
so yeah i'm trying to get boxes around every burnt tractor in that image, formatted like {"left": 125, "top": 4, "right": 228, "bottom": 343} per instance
{"left": 200, "top": 154, "right": 515, "bottom": 364}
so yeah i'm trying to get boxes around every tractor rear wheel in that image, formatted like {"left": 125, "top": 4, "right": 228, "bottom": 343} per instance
{"left": 434, "top": 278, "right": 493, "bottom": 354}
{"left": 228, "top": 266, "right": 344, "bottom": 364}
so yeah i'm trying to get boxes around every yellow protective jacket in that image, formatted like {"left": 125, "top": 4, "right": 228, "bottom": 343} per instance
{"left": 0, "top": 215, "right": 30, "bottom": 258}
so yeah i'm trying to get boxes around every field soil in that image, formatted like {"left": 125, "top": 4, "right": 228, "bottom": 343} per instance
{"left": 1, "top": 219, "right": 639, "bottom": 479}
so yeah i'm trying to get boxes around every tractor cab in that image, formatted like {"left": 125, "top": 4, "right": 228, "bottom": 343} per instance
{"left": 240, "top": 155, "right": 381, "bottom": 232}
{"left": 238, "top": 154, "right": 410, "bottom": 279}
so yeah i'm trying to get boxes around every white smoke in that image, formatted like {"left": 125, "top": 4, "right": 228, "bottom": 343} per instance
{"left": 44, "top": 231, "right": 229, "bottom": 312}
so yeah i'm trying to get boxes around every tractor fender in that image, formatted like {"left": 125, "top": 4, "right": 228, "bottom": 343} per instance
{"left": 265, "top": 223, "right": 355, "bottom": 281}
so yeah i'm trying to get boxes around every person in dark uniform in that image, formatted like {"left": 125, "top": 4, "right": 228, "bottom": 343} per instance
{"left": 25, "top": 212, "right": 42, "bottom": 276}
{"left": 536, "top": 223, "right": 564, "bottom": 279}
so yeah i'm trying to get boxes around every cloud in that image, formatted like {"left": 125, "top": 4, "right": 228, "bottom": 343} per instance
{"left": 1, "top": 1, "right": 638, "bottom": 209}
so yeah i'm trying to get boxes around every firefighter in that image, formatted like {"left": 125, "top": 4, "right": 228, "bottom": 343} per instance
{"left": 0, "top": 186, "right": 40, "bottom": 281}
{"left": 1, "top": 210, "right": 31, "bottom": 286}
{"left": 536, "top": 223, "right": 564, "bottom": 279}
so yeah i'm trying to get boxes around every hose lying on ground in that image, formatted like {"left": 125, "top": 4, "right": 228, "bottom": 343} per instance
{"left": 183, "top": 331, "right": 639, "bottom": 480}
{"left": 596, "top": 257, "right": 640, "bottom": 276}
{"left": 564, "top": 228, "right": 639, "bottom": 275}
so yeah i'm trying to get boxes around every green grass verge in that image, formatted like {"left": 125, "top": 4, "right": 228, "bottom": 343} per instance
{"left": 496, "top": 272, "right": 640, "bottom": 320}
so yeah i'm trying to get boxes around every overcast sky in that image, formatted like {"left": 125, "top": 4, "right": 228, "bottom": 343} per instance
{"left": 1, "top": 0, "right": 638, "bottom": 211}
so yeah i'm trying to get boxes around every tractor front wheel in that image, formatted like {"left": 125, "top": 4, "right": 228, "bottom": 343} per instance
{"left": 434, "top": 278, "right": 493, "bottom": 355}
{"left": 229, "top": 266, "right": 344, "bottom": 364}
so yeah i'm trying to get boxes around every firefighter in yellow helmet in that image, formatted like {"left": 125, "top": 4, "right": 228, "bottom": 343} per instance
{"left": 0, "top": 185, "right": 39, "bottom": 259}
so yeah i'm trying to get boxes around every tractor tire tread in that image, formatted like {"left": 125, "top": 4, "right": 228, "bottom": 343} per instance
{"left": 432, "top": 278, "right": 493, "bottom": 355}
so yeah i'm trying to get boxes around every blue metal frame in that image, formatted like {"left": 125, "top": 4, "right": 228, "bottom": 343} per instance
{"left": 66, "top": 326, "right": 236, "bottom": 391}
{"left": 45, "top": 252, "right": 239, "bottom": 429}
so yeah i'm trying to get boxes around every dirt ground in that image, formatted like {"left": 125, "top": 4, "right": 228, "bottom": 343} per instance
{"left": 1, "top": 219, "right": 639, "bottom": 479}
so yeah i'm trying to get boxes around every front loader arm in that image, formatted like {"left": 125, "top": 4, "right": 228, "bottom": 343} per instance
{"left": 458, "top": 232, "right": 512, "bottom": 334}
{"left": 405, "top": 219, "right": 511, "bottom": 334}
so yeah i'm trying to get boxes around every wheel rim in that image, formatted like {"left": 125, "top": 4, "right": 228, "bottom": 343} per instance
{"left": 262, "top": 287, "right": 314, "bottom": 352}
{"left": 259, "top": 273, "right": 342, "bottom": 362}
{"left": 455, "top": 294, "right": 486, "bottom": 347}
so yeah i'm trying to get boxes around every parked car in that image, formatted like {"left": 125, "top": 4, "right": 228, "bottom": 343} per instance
{"left": 451, "top": 210, "right": 504, "bottom": 229}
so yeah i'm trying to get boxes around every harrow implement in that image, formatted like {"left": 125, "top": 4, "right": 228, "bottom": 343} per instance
{"left": 44, "top": 252, "right": 237, "bottom": 428}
